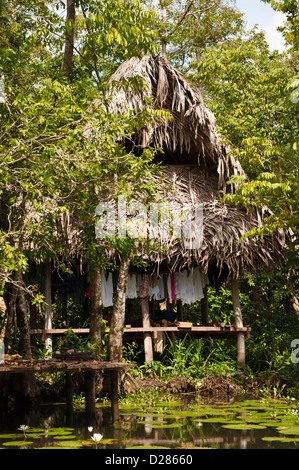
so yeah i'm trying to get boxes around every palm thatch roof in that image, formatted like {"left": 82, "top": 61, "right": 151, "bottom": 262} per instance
{"left": 95, "top": 54, "right": 285, "bottom": 275}
{"left": 105, "top": 53, "right": 244, "bottom": 192}
{"left": 146, "top": 165, "right": 285, "bottom": 276}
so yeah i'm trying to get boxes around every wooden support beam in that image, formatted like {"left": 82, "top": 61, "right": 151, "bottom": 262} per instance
{"left": 140, "top": 297, "right": 153, "bottom": 362}
{"left": 84, "top": 370, "right": 96, "bottom": 422}
{"left": 177, "top": 299, "right": 183, "bottom": 321}
{"left": 44, "top": 261, "right": 52, "bottom": 358}
{"left": 231, "top": 277, "right": 245, "bottom": 366}
{"left": 110, "top": 370, "right": 119, "bottom": 423}
{"left": 65, "top": 371, "right": 74, "bottom": 425}
{"left": 201, "top": 286, "right": 209, "bottom": 326}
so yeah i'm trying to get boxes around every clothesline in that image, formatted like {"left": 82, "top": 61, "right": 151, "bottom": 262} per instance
{"left": 92, "top": 269, "right": 209, "bottom": 308}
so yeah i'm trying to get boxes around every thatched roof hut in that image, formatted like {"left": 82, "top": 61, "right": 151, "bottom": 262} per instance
{"left": 16, "top": 53, "right": 286, "bottom": 279}
{"left": 96, "top": 54, "right": 285, "bottom": 278}
{"left": 99, "top": 53, "right": 287, "bottom": 365}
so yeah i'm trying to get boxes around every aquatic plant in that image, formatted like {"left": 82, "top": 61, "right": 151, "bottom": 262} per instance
{"left": 91, "top": 433, "right": 103, "bottom": 448}
{"left": 18, "top": 425, "right": 29, "bottom": 440}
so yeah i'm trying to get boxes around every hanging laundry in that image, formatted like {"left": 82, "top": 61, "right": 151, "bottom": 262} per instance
{"left": 101, "top": 272, "right": 113, "bottom": 308}
{"left": 174, "top": 268, "right": 204, "bottom": 305}
{"left": 149, "top": 274, "right": 159, "bottom": 300}
{"left": 85, "top": 283, "right": 92, "bottom": 299}
{"left": 163, "top": 273, "right": 168, "bottom": 299}
{"left": 137, "top": 274, "right": 150, "bottom": 298}
{"left": 156, "top": 276, "right": 165, "bottom": 301}
{"left": 193, "top": 267, "right": 204, "bottom": 302}
{"left": 166, "top": 273, "right": 172, "bottom": 303}
{"left": 126, "top": 273, "right": 137, "bottom": 299}
{"left": 175, "top": 270, "right": 189, "bottom": 304}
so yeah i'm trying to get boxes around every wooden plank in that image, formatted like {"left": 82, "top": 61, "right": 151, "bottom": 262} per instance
{"left": 176, "top": 321, "right": 193, "bottom": 328}
{"left": 0, "top": 361, "right": 135, "bottom": 374}
{"left": 30, "top": 328, "right": 90, "bottom": 334}
{"left": 30, "top": 325, "right": 251, "bottom": 335}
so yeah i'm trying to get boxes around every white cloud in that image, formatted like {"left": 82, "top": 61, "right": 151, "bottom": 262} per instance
{"left": 264, "top": 11, "right": 287, "bottom": 52}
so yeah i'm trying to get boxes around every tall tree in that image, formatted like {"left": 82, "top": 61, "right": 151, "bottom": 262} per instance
{"left": 61, "top": 0, "right": 76, "bottom": 77}
{"left": 0, "top": 0, "right": 163, "bottom": 362}
{"left": 145, "top": 0, "right": 244, "bottom": 68}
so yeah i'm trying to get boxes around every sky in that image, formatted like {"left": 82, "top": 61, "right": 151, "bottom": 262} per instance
{"left": 235, "top": 0, "right": 287, "bottom": 52}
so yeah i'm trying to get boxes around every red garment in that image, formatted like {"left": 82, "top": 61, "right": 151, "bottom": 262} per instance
{"left": 85, "top": 283, "right": 92, "bottom": 298}
{"left": 170, "top": 272, "right": 175, "bottom": 302}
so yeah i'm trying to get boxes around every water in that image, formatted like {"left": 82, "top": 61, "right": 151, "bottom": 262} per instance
{"left": 0, "top": 396, "right": 298, "bottom": 449}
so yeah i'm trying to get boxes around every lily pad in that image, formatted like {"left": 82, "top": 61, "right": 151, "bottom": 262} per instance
{"left": 2, "top": 441, "right": 34, "bottom": 446}
{"left": 222, "top": 423, "right": 267, "bottom": 430}
{"left": 197, "top": 417, "right": 233, "bottom": 423}
{"left": 45, "top": 428, "right": 74, "bottom": 436}
{"left": 22, "top": 433, "right": 44, "bottom": 438}
{"left": 26, "top": 428, "right": 45, "bottom": 433}
{"left": 127, "top": 445, "right": 170, "bottom": 449}
{"left": 53, "top": 435, "right": 76, "bottom": 440}
{"left": 98, "top": 438, "right": 118, "bottom": 444}
{"left": 262, "top": 436, "right": 299, "bottom": 442}
{"left": 278, "top": 426, "right": 299, "bottom": 436}
{"left": 144, "top": 422, "right": 184, "bottom": 429}
{"left": 56, "top": 440, "right": 83, "bottom": 448}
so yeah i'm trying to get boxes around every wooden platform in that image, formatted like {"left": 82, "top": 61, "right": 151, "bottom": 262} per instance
{"left": 0, "top": 360, "right": 134, "bottom": 423}
{"left": 0, "top": 359, "right": 130, "bottom": 373}
{"left": 29, "top": 325, "right": 251, "bottom": 340}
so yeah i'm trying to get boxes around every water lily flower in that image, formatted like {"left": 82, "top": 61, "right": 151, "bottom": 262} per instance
{"left": 18, "top": 425, "right": 29, "bottom": 431}
{"left": 18, "top": 425, "right": 29, "bottom": 440}
{"left": 91, "top": 433, "right": 103, "bottom": 443}
{"left": 91, "top": 433, "right": 103, "bottom": 448}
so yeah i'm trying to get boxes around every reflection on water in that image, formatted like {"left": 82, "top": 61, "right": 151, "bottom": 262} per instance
{"left": 0, "top": 396, "right": 298, "bottom": 449}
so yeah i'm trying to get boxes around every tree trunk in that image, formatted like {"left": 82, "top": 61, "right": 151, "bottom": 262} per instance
{"left": 4, "top": 288, "right": 15, "bottom": 354}
{"left": 108, "top": 257, "right": 130, "bottom": 363}
{"left": 286, "top": 268, "right": 299, "bottom": 319}
{"left": 0, "top": 296, "right": 6, "bottom": 361}
{"left": 90, "top": 266, "right": 103, "bottom": 355}
{"left": 161, "top": 3, "right": 167, "bottom": 58}
{"left": 61, "top": 0, "right": 76, "bottom": 77}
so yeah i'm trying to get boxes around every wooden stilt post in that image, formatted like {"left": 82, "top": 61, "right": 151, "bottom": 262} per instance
{"left": 177, "top": 299, "right": 183, "bottom": 321}
{"left": 66, "top": 371, "right": 74, "bottom": 425}
{"left": 110, "top": 370, "right": 119, "bottom": 423}
{"left": 44, "top": 261, "right": 52, "bottom": 358}
{"left": 201, "top": 286, "right": 209, "bottom": 326}
{"left": 231, "top": 277, "right": 245, "bottom": 367}
{"left": 84, "top": 370, "right": 96, "bottom": 422}
{"left": 140, "top": 297, "right": 153, "bottom": 362}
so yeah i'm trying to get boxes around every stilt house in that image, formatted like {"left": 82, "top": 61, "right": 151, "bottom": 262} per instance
{"left": 27, "top": 54, "right": 286, "bottom": 366}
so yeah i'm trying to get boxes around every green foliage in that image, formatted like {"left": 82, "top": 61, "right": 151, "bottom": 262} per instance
{"left": 190, "top": 27, "right": 299, "bottom": 243}
{"left": 143, "top": 0, "right": 244, "bottom": 69}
